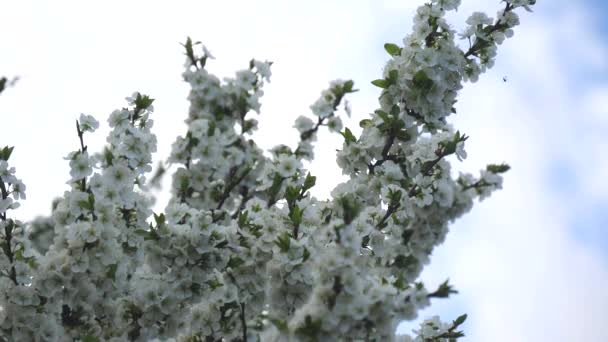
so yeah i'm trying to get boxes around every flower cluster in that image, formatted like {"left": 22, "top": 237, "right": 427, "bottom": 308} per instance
{"left": 396, "top": 314, "right": 467, "bottom": 342}
{"left": 0, "top": 1, "right": 534, "bottom": 341}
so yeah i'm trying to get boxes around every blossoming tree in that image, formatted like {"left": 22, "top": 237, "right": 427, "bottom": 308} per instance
{"left": 0, "top": 0, "right": 535, "bottom": 340}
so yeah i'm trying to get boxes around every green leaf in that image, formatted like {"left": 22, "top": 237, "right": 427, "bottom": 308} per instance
{"left": 81, "top": 335, "right": 100, "bottom": 342}
{"left": 78, "top": 200, "right": 91, "bottom": 211}
{"left": 238, "top": 211, "right": 249, "bottom": 228}
{"left": 390, "top": 104, "right": 400, "bottom": 116}
{"left": 266, "top": 173, "right": 285, "bottom": 206}
{"left": 133, "top": 93, "right": 155, "bottom": 114}
{"left": 395, "top": 129, "right": 411, "bottom": 142}
{"left": 486, "top": 163, "right": 510, "bottom": 174}
{"left": 78, "top": 194, "right": 95, "bottom": 211}
{"left": 388, "top": 70, "right": 399, "bottom": 83}
{"left": 153, "top": 212, "right": 166, "bottom": 227}
{"left": 384, "top": 43, "right": 401, "bottom": 56}
{"left": 393, "top": 254, "right": 418, "bottom": 269}
{"left": 214, "top": 240, "right": 229, "bottom": 249}
{"left": 182, "top": 37, "right": 195, "bottom": 62}
{"left": 0, "top": 146, "right": 14, "bottom": 161}
{"left": 393, "top": 275, "right": 408, "bottom": 290}
{"left": 274, "top": 232, "right": 291, "bottom": 253}
{"left": 102, "top": 147, "right": 114, "bottom": 166}
{"left": 338, "top": 194, "right": 361, "bottom": 225}
{"left": 106, "top": 264, "right": 118, "bottom": 281}
{"left": 134, "top": 229, "right": 150, "bottom": 237}
{"left": 242, "top": 119, "right": 256, "bottom": 134}
{"left": 303, "top": 173, "right": 316, "bottom": 192}
{"left": 431, "top": 279, "right": 458, "bottom": 298}
{"left": 27, "top": 257, "right": 38, "bottom": 270}
{"left": 269, "top": 318, "right": 289, "bottom": 332}
{"left": 135, "top": 229, "right": 158, "bottom": 241}
{"left": 207, "top": 120, "right": 216, "bottom": 136}
{"left": 401, "top": 229, "right": 414, "bottom": 245}
{"left": 285, "top": 186, "right": 300, "bottom": 204}
{"left": 290, "top": 206, "right": 303, "bottom": 226}
{"left": 388, "top": 188, "right": 402, "bottom": 204}
{"left": 454, "top": 313, "right": 468, "bottom": 326}
{"left": 206, "top": 278, "right": 224, "bottom": 290}
{"left": 295, "top": 315, "right": 321, "bottom": 339}
{"left": 359, "top": 119, "right": 373, "bottom": 128}
{"left": 371, "top": 79, "right": 389, "bottom": 89}
{"left": 14, "top": 249, "right": 24, "bottom": 261}
{"left": 339, "top": 127, "right": 357, "bottom": 145}
{"left": 343, "top": 80, "right": 356, "bottom": 93}
{"left": 227, "top": 256, "right": 245, "bottom": 269}
{"left": 374, "top": 110, "right": 391, "bottom": 124}
{"left": 302, "top": 247, "right": 311, "bottom": 262}
{"left": 413, "top": 70, "right": 434, "bottom": 90}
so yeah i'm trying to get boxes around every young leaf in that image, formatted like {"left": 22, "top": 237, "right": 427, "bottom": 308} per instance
{"left": 486, "top": 163, "right": 511, "bottom": 173}
{"left": 388, "top": 69, "right": 399, "bottom": 83}
{"left": 374, "top": 110, "right": 392, "bottom": 124}
{"left": 384, "top": 43, "right": 402, "bottom": 56}
{"left": 413, "top": 70, "right": 434, "bottom": 90}
{"left": 359, "top": 119, "right": 373, "bottom": 128}
{"left": 371, "top": 79, "right": 389, "bottom": 89}
{"left": 303, "top": 173, "right": 316, "bottom": 192}
{"left": 0, "top": 146, "right": 14, "bottom": 161}
{"left": 343, "top": 80, "right": 357, "bottom": 93}
{"left": 339, "top": 128, "right": 357, "bottom": 145}
{"left": 454, "top": 313, "right": 468, "bottom": 326}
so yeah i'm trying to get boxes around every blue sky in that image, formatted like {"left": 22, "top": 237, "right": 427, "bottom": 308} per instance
{"left": 1, "top": 1, "right": 606, "bottom": 340}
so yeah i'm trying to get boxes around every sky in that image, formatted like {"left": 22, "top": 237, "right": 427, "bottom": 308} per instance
{"left": 1, "top": 0, "right": 607, "bottom": 341}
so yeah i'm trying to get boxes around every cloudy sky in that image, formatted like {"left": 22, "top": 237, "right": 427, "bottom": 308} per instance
{"left": 1, "top": 0, "right": 606, "bottom": 340}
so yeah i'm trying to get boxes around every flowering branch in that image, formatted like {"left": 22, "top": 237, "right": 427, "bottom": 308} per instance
{"left": 0, "top": 1, "right": 535, "bottom": 340}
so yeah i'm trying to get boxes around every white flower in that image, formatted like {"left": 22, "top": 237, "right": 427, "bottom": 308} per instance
{"left": 68, "top": 151, "right": 92, "bottom": 181}
{"left": 434, "top": 179, "right": 455, "bottom": 207}
{"left": 455, "top": 141, "right": 467, "bottom": 161}
{"left": 310, "top": 88, "right": 336, "bottom": 118}
{"left": 0, "top": 168, "right": 18, "bottom": 192}
{"left": 380, "top": 161, "right": 404, "bottom": 182}
{"left": 11, "top": 179, "right": 26, "bottom": 200}
{"left": 79, "top": 113, "right": 99, "bottom": 132}
{"left": 166, "top": 202, "right": 194, "bottom": 224}
{"left": 108, "top": 109, "right": 130, "bottom": 129}
{"left": 344, "top": 99, "right": 352, "bottom": 117}
{"left": 415, "top": 48, "right": 439, "bottom": 67}
{"left": 294, "top": 116, "right": 315, "bottom": 133}
{"left": 253, "top": 60, "right": 272, "bottom": 82}
{"left": 103, "top": 163, "right": 132, "bottom": 190}
{"left": 190, "top": 119, "right": 210, "bottom": 138}
{"left": 499, "top": 11, "right": 520, "bottom": 27}
{"left": 481, "top": 169, "right": 502, "bottom": 185}
{"left": 433, "top": 0, "right": 461, "bottom": 11}
{"left": 203, "top": 45, "right": 215, "bottom": 59}
{"left": 466, "top": 12, "right": 493, "bottom": 26}
{"left": 234, "top": 70, "right": 257, "bottom": 91}
{"left": 0, "top": 197, "right": 18, "bottom": 213}
{"left": 327, "top": 116, "right": 343, "bottom": 133}
{"left": 275, "top": 154, "right": 301, "bottom": 178}
{"left": 125, "top": 91, "right": 141, "bottom": 106}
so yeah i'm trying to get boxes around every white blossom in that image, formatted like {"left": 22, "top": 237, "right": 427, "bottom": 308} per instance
{"left": 79, "top": 113, "right": 100, "bottom": 132}
{"left": 0, "top": 1, "right": 534, "bottom": 340}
